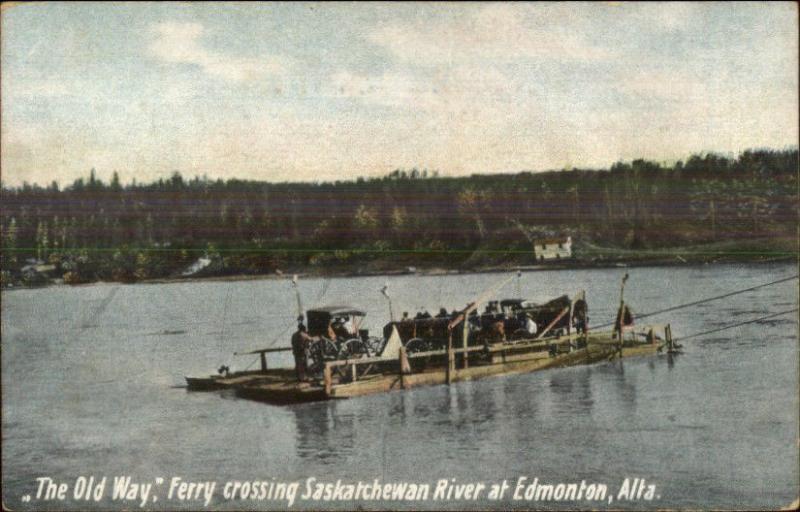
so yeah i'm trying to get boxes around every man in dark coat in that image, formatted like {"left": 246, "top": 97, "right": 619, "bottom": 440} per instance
{"left": 291, "top": 322, "right": 312, "bottom": 382}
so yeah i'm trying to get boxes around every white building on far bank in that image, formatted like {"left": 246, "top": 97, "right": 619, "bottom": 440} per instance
{"left": 534, "top": 236, "right": 572, "bottom": 261}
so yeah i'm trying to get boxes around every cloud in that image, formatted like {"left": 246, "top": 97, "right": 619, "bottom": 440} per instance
{"left": 25, "top": 80, "right": 69, "bottom": 97}
{"left": 366, "top": 4, "right": 611, "bottom": 66}
{"left": 148, "top": 21, "right": 286, "bottom": 83}
{"left": 616, "top": 70, "right": 708, "bottom": 101}
{"left": 7, "top": 78, "right": 70, "bottom": 98}
{"left": 629, "top": 2, "right": 698, "bottom": 33}
{"left": 330, "top": 71, "right": 441, "bottom": 110}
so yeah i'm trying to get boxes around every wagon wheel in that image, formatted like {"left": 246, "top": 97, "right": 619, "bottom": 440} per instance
{"left": 305, "top": 341, "right": 323, "bottom": 375}
{"left": 321, "top": 337, "right": 340, "bottom": 358}
{"left": 338, "top": 338, "right": 374, "bottom": 380}
{"left": 404, "top": 337, "right": 432, "bottom": 372}
{"left": 307, "top": 337, "right": 340, "bottom": 377}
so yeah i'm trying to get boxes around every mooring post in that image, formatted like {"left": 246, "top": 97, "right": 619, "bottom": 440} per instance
{"left": 617, "top": 273, "right": 629, "bottom": 355}
{"left": 666, "top": 324, "right": 673, "bottom": 352}
{"left": 323, "top": 364, "right": 332, "bottom": 396}
{"left": 260, "top": 352, "right": 268, "bottom": 373}
{"left": 462, "top": 315, "right": 469, "bottom": 369}
{"left": 399, "top": 346, "right": 411, "bottom": 374}
{"left": 568, "top": 297, "right": 574, "bottom": 337}
{"left": 447, "top": 330, "right": 454, "bottom": 384}
{"left": 399, "top": 346, "right": 410, "bottom": 389}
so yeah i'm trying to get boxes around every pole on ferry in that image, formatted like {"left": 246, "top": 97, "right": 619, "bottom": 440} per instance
{"left": 380, "top": 283, "right": 394, "bottom": 322}
{"left": 292, "top": 274, "right": 303, "bottom": 320}
{"left": 445, "top": 273, "right": 516, "bottom": 375}
{"left": 446, "top": 330, "right": 454, "bottom": 384}
{"left": 462, "top": 310, "right": 469, "bottom": 369}
{"left": 616, "top": 273, "right": 629, "bottom": 352}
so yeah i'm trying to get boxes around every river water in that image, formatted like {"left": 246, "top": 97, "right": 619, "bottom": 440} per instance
{"left": 2, "top": 263, "right": 798, "bottom": 510}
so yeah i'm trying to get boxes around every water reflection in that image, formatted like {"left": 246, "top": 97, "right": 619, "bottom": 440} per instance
{"left": 596, "top": 361, "right": 637, "bottom": 414}
{"left": 612, "top": 373, "right": 637, "bottom": 413}
{"left": 291, "top": 401, "right": 355, "bottom": 463}
{"left": 549, "top": 369, "right": 594, "bottom": 414}
{"left": 503, "top": 376, "right": 539, "bottom": 420}
{"left": 387, "top": 390, "right": 412, "bottom": 425}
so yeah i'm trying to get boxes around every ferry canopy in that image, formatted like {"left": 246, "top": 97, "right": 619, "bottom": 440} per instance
{"left": 307, "top": 306, "right": 366, "bottom": 316}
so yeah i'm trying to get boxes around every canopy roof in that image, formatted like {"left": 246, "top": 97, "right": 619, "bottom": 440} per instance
{"left": 307, "top": 306, "right": 366, "bottom": 316}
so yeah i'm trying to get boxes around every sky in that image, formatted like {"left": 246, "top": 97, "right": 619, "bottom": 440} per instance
{"left": 1, "top": 2, "right": 797, "bottom": 187}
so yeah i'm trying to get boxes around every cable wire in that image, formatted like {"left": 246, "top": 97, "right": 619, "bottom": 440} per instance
{"left": 594, "top": 274, "right": 798, "bottom": 329}
{"left": 675, "top": 308, "right": 798, "bottom": 342}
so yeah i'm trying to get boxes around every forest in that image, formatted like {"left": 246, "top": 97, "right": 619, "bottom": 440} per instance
{"left": 1, "top": 148, "right": 797, "bottom": 286}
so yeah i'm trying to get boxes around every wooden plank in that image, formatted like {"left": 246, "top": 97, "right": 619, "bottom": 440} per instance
{"left": 399, "top": 346, "right": 411, "bottom": 374}
{"left": 462, "top": 312, "right": 469, "bottom": 369}
{"left": 535, "top": 307, "right": 570, "bottom": 340}
{"left": 447, "top": 273, "right": 517, "bottom": 330}
{"left": 490, "top": 350, "right": 549, "bottom": 365}
{"left": 326, "top": 328, "right": 630, "bottom": 369}
{"left": 331, "top": 342, "right": 658, "bottom": 399}
{"left": 234, "top": 347, "right": 293, "bottom": 355}
{"left": 233, "top": 338, "right": 662, "bottom": 402}
{"left": 399, "top": 347, "right": 409, "bottom": 389}
{"left": 323, "top": 364, "right": 332, "bottom": 396}
{"left": 446, "top": 332, "right": 454, "bottom": 384}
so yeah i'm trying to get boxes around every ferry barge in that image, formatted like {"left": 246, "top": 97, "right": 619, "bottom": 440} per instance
{"left": 185, "top": 275, "right": 678, "bottom": 405}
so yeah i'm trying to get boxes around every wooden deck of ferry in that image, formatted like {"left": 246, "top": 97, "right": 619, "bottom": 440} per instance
{"left": 186, "top": 325, "right": 673, "bottom": 405}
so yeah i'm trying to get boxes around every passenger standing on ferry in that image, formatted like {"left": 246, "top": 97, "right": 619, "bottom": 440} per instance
{"left": 524, "top": 313, "right": 538, "bottom": 336}
{"left": 291, "top": 320, "right": 311, "bottom": 382}
{"left": 574, "top": 314, "right": 587, "bottom": 334}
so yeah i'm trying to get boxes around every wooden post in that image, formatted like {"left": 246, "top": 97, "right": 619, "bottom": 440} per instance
{"left": 399, "top": 346, "right": 411, "bottom": 374}
{"left": 568, "top": 297, "right": 574, "bottom": 337}
{"left": 535, "top": 307, "right": 570, "bottom": 340}
{"left": 351, "top": 363, "right": 357, "bottom": 382}
{"left": 617, "top": 273, "right": 629, "bottom": 348}
{"left": 567, "top": 297, "right": 576, "bottom": 351}
{"left": 446, "top": 330, "right": 454, "bottom": 384}
{"left": 665, "top": 324, "right": 673, "bottom": 352}
{"left": 399, "top": 346, "right": 410, "bottom": 389}
{"left": 323, "top": 364, "right": 332, "bottom": 396}
{"left": 260, "top": 352, "right": 268, "bottom": 373}
{"left": 461, "top": 315, "right": 469, "bottom": 369}
{"left": 292, "top": 275, "right": 303, "bottom": 319}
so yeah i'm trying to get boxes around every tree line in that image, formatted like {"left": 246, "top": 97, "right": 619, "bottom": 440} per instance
{"left": 1, "top": 148, "right": 796, "bottom": 284}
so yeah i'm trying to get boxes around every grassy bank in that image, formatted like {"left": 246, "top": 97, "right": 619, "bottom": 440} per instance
{"left": 573, "top": 237, "right": 798, "bottom": 265}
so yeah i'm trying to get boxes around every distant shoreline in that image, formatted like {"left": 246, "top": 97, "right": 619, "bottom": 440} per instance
{"left": 3, "top": 248, "right": 795, "bottom": 291}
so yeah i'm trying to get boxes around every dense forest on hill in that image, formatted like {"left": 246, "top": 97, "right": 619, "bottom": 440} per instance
{"left": 1, "top": 149, "right": 797, "bottom": 285}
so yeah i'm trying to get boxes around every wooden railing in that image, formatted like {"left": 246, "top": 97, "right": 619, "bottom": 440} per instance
{"left": 234, "top": 346, "right": 292, "bottom": 372}
{"left": 320, "top": 323, "right": 673, "bottom": 394}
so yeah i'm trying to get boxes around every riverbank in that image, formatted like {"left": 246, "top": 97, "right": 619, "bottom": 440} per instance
{"left": 4, "top": 237, "right": 795, "bottom": 290}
